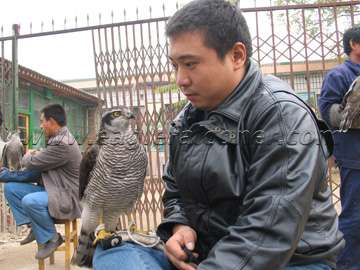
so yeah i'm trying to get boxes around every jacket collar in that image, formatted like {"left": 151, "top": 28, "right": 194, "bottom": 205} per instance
{"left": 53, "top": 126, "right": 68, "bottom": 137}
{"left": 344, "top": 59, "right": 360, "bottom": 74}
{"left": 211, "top": 60, "right": 262, "bottom": 121}
{"left": 47, "top": 126, "right": 69, "bottom": 145}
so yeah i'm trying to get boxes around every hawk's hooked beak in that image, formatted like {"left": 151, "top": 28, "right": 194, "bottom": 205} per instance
{"left": 127, "top": 112, "right": 135, "bottom": 119}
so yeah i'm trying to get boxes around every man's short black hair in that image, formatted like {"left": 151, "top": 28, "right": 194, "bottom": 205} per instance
{"left": 41, "top": 104, "right": 66, "bottom": 127}
{"left": 165, "top": 0, "right": 252, "bottom": 63}
{"left": 343, "top": 25, "right": 360, "bottom": 56}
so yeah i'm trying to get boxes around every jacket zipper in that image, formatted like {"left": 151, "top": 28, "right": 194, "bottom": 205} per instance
{"left": 200, "top": 144, "right": 211, "bottom": 206}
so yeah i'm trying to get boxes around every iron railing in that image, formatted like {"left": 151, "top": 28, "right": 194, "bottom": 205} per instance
{"left": 1, "top": 1, "right": 359, "bottom": 232}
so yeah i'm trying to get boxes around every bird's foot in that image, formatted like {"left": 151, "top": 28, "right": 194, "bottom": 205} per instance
{"left": 93, "top": 224, "right": 112, "bottom": 246}
{"left": 98, "top": 234, "right": 122, "bottom": 250}
{"left": 93, "top": 224, "right": 122, "bottom": 250}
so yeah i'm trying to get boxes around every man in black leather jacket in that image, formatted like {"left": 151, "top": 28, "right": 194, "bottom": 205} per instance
{"left": 155, "top": 0, "right": 344, "bottom": 270}
{"left": 92, "top": 0, "right": 344, "bottom": 269}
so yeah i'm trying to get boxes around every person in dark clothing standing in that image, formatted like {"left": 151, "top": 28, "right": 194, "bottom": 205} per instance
{"left": 318, "top": 25, "right": 360, "bottom": 270}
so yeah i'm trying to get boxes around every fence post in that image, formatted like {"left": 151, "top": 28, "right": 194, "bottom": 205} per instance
{"left": 11, "top": 24, "right": 19, "bottom": 132}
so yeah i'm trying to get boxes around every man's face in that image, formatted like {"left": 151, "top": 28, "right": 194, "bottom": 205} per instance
{"left": 169, "top": 31, "right": 243, "bottom": 110}
{"left": 40, "top": 113, "right": 53, "bottom": 138}
{"left": 350, "top": 40, "right": 360, "bottom": 62}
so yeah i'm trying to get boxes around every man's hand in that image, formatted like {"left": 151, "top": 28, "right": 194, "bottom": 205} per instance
{"left": 26, "top": 149, "right": 38, "bottom": 156}
{"left": 165, "top": 224, "right": 198, "bottom": 270}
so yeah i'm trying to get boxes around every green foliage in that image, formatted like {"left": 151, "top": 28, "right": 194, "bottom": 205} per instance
{"left": 154, "top": 82, "right": 187, "bottom": 113}
{"left": 273, "top": 0, "right": 359, "bottom": 38}
{"left": 173, "top": 99, "right": 188, "bottom": 112}
{"left": 308, "top": 93, "right": 317, "bottom": 109}
{"left": 155, "top": 82, "right": 178, "bottom": 94}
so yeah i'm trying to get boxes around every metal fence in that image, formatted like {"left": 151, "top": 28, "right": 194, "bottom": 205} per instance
{"left": 1, "top": 1, "right": 360, "bottom": 233}
{"left": 0, "top": 37, "right": 16, "bottom": 232}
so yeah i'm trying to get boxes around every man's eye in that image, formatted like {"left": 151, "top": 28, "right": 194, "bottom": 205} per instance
{"left": 171, "top": 62, "right": 178, "bottom": 70}
{"left": 185, "top": 62, "right": 196, "bottom": 68}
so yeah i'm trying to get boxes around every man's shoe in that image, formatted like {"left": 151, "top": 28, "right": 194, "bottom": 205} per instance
{"left": 35, "top": 233, "right": 64, "bottom": 259}
{"left": 20, "top": 229, "right": 35, "bottom": 245}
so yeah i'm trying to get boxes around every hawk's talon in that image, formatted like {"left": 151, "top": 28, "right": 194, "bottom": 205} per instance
{"left": 98, "top": 235, "right": 122, "bottom": 250}
{"left": 93, "top": 224, "right": 113, "bottom": 246}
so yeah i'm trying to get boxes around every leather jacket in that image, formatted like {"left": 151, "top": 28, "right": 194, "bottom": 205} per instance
{"left": 157, "top": 62, "right": 344, "bottom": 270}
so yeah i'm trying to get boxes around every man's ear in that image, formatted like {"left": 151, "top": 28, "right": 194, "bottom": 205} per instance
{"left": 349, "top": 39, "right": 360, "bottom": 50}
{"left": 48, "top": 117, "right": 58, "bottom": 127}
{"left": 231, "top": 42, "right": 247, "bottom": 71}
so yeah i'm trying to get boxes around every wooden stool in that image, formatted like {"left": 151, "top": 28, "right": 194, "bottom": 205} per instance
{"left": 38, "top": 219, "right": 78, "bottom": 270}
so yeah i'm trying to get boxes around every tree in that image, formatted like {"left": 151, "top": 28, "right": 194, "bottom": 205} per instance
{"left": 274, "top": 0, "right": 359, "bottom": 38}
{"left": 154, "top": 82, "right": 187, "bottom": 112}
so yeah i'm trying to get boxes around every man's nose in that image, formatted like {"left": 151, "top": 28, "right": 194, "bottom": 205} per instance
{"left": 176, "top": 68, "right": 191, "bottom": 88}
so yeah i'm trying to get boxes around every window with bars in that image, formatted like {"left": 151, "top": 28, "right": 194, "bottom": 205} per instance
{"left": 18, "top": 88, "right": 30, "bottom": 111}
{"left": 18, "top": 113, "right": 29, "bottom": 149}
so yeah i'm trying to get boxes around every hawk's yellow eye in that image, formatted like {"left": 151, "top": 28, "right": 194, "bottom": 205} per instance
{"left": 112, "top": 111, "right": 122, "bottom": 117}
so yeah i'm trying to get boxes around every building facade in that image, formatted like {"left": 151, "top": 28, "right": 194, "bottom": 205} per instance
{"left": 0, "top": 58, "right": 102, "bottom": 151}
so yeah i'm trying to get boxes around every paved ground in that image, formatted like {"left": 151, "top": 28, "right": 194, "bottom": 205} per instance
{"left": 0, "top": 236, "right": 87, "bottom": 270}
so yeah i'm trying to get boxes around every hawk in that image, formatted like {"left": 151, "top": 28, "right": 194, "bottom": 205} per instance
{"left": 339, "top": 75, "right": 360, "bottom": 132}
{"left": 73, "top": 107, "right": 148, "bottom": 267}
{"left": 1, "top": 132, "right": 24, "bottom": 170}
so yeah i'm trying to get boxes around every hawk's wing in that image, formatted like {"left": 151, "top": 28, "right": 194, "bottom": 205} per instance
{"left": 79, "top": 143, "right": 99, "bottom": 200}
{"left": 3, "top": 134, "right": 24, "bottom": 170}
{"left": 340, "top": 75, "right": 360, "bottom": 131}
{"left": 0, "top": 139, "right": 6, "bottom": 167}
{"left": 1, "top": 143, "right": 8, "bottom": 168}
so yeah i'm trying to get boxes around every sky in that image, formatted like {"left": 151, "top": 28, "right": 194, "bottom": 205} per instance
{"left": 0, "top": 0, "right": 271, "bottom": 82}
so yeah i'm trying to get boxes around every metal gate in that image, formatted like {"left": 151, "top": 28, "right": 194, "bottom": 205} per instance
{"left": 1, "top": 1, "right": 360, "bottom": 233}
{"left": 0, "top": 27, "right": 17, "bottom": 232}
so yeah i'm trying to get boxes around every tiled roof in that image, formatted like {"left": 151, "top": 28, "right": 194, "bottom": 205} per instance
{"left": 1, "top": 57, "right": 102, "bottom": 105}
